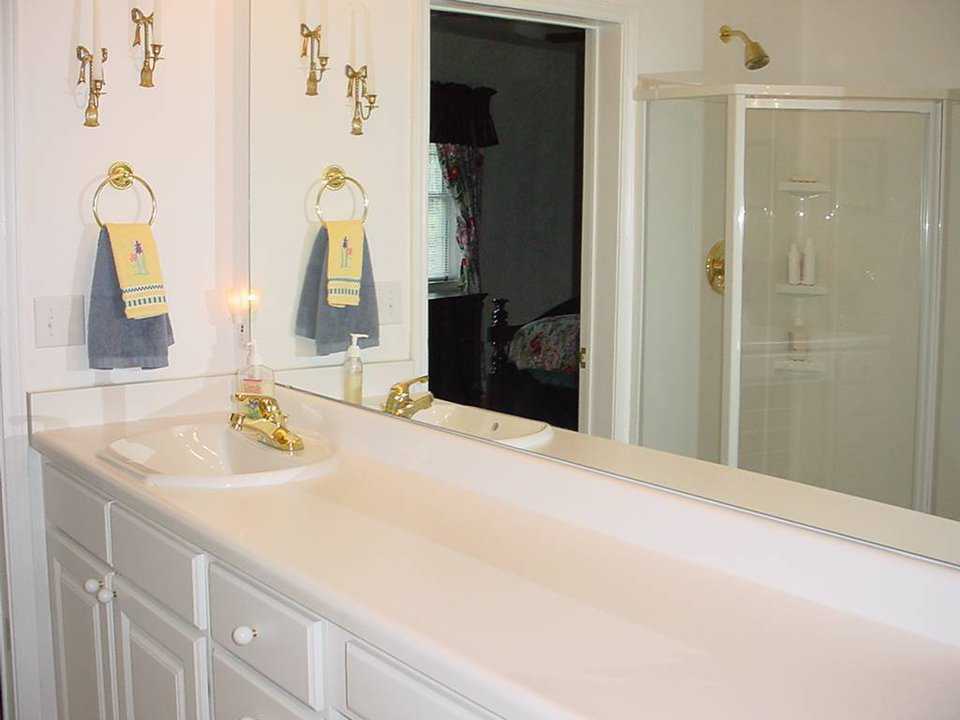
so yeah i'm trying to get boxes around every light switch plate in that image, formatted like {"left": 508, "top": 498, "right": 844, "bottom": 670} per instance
{"left": 377, "top": 282, "right": 402, "bottom": 325}
{"left": 34, "top": 296, "right": 86, "bottom": 348}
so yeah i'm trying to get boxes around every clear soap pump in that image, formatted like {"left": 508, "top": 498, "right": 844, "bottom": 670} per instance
{"left": 343, "top": 333, "right": 369, "bottom": 404}
{"left": 236, "top": 341, "right": 275, "bottom": 418}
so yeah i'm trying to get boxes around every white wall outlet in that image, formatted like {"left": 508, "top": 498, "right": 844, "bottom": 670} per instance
{"left": 34, "top": 295, "right": 86, "bottom": 348}
{"left": 377, "top": 281, "right": 403, "bottom": 325}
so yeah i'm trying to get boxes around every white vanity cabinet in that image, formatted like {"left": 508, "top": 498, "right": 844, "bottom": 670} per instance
{"left": 42, "top": 461, "right": 504, "bottom": 720}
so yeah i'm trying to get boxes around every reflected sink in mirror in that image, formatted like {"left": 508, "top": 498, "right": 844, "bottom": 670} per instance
{"left": 411, "top": 400, "right": 553, "bottom": 449}
{"left": 98, "top": 420, "right": 337, "bottom": 489}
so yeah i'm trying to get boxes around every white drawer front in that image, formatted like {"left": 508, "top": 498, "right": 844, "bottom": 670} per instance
{"left": 209, "top": 563, "right": 323, "bottom": 709}
{"left": 344, "top": 642, "right": 495, "bottom": 720}
{"left": 212, "top": 648, "right": 321, "bottom": 720}
{"left": 44, "top": 463, "right": 112, "bottom": 564}
{"left": 110, "top": 505, "right": 207, "bottom": 628}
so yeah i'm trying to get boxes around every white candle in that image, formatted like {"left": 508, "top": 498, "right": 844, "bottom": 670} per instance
{"left": 92, "top": 0, "right": 103, "bottom": 79}
{"left": 363, "top": 5, "right": 374, "bottom": 94}
{"left": 153, "top": 0, "right": 164, "bottom": 44}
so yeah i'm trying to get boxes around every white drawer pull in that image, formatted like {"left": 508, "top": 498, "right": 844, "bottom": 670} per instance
{"left": 232, "top": 625, "right": 259, "bottom": 646}
{"left": 83, "top": 578, "right": 103, "bottom": 594}
{"left": 96, "top": 588, "right": 114, "bottom": 605}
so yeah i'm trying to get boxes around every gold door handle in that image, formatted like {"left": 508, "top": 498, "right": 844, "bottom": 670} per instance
{"left": 705, "top": 240, "right": 725, "bottom": 294}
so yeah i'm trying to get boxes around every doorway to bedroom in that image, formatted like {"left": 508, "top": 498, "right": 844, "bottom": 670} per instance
{"left": 425, "top": 9, "right": 586, "bottom": 431}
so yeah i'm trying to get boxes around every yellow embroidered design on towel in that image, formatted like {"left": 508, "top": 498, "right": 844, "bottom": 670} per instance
{"left": 105, "top": 223, "right": 168, "bottom": 319}
{"left": 325, "top": 219, "right": 364, "bottom": 308}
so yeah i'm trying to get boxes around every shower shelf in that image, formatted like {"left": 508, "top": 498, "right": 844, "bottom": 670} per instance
{"left": 776, "top": 284, "right": 828, "bottom": 296}
{"left": 773, "top": 356, "right": 826, "bottom": 375}
{"left": 779, "top": 180, "right": 831, "bottom": 198}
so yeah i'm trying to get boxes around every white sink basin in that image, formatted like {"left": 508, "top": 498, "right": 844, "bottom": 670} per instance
{"left": 98, "top": 421, "right": 337, "bottom": 488}
{"left": 412, "top": 401, "right": 553, "bottom": 449}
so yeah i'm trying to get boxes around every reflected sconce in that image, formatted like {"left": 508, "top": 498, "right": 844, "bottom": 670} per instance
{"left": 718, "top": 25, "right": 770, "bottom": 70}
{"left": 131, "top": 8, "right": 164, "bottom": 88}
{"left": 300, "top": 23, "right": 329, "bottom": 96}
{"left": 345, "top": 64, "right": 378, "bottom": 135}
{"left": 76, "top": 45, "right": 108, "bottom": 127}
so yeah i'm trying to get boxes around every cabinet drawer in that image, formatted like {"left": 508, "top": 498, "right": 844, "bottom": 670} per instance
{"left": 44, "top": 463, "right": 112, "bottom": 564}
{"left": 209, "top": 563, "right": 323, "bottom": 710}
{"left": 343, "top": 641, "right": 495, "bottom": 720}
{"left": 213, "top": 648, "right": 321, "bottom": 720}
{"left": 110, "top": 505, "right": 207, "bottom": 628}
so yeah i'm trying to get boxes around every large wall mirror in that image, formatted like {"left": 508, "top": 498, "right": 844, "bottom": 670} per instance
{"left": 247, "top": 1, "right": 960, "bottom": 565}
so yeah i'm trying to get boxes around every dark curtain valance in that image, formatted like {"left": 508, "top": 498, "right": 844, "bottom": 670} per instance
{"left": 430, "top": 82, "right": 499, "bottom": 148}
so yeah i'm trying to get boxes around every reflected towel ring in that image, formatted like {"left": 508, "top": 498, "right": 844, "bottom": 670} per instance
{"left": 315, "top": 165, "right": 369, "bottom": 223}
{"left": 92, "top": 161, "right": 158, "bottom": 228}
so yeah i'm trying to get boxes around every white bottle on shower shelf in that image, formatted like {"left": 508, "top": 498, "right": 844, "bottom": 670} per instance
{"left": 787, "top": 242, "right": 802, "bottom": 285}
{"left": 801, "top": 237, "right": 816, "bottom": 286}
{"left": 788, "top": 315, "right": 809, "bottom": 355}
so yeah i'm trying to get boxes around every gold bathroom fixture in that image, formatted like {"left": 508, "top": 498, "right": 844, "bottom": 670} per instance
{"left": 719, "top": 25, "right": 769, "bottom": 70}
{"left": 383, "top": 376, "right": 434, "bottom": 419}
{"left": 345, "top": 64, "right": 378, "bottom": 135}
{"left": 705, "top": 239, "right": 726, "bottom": 294}
{"left": 315, "top": 165, "right": 370, "bottom": 223}
{"left": 92, "top": 162, "right": 158, "bottom": 227}
{"left": 76, "top": 45, "right": 108, "bottom": 127}
{"left": 300, "top": 23, "right": 329, "bottom": 96}
{"left": 131, "top": 8, "right": 164, "bottom": 88}
{"left": 229, "top": 393, "right": 305, "bottom": 452}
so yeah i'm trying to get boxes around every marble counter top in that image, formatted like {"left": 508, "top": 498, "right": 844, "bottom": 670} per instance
{"left": 30, "top": 386, "right": 960, "bottom": 720}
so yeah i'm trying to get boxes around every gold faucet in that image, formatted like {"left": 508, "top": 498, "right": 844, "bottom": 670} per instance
{"left": 383, "top": 376, "right": 434, "bottom": 418}
{"left": 229, "top": 393, "right": 304, "bottom": 452}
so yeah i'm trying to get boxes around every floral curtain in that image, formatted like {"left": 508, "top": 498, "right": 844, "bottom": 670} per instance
{"left": 436, "top": 143, "right": 484, "bottom": 293}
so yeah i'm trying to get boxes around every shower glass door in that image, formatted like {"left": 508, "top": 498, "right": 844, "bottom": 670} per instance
{"left": 735, "top": 100, "right": 939, "bottom": 511}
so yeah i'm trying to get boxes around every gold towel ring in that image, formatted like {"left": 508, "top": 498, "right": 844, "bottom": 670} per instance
{"left": 315, "top": 165, "right": 369, "bottom": 223}
{"left": 92, "top": 161, "right": 158, "bottom": 227}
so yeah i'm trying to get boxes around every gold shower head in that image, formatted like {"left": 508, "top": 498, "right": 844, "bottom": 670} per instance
{"left": 719, "top": 25, "right": 770, "bottom": 70}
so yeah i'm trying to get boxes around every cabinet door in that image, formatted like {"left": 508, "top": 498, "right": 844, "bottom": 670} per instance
{"left": 114, "top": 576, "right": 209, "bottom": 720}
{"left": 47, "top": 528, "right": 117, "bottom": 720}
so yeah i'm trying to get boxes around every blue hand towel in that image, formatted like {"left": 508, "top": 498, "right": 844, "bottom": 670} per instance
{"left": 88, "top": 227, "right": 174, "bottom": 370}
{"left": 296, "top": 225, "right": 380, "bottom": 356}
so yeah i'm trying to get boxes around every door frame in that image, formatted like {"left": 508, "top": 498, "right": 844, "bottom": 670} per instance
{"left": 412, "top": 0, "right": 641, "bottom": 440}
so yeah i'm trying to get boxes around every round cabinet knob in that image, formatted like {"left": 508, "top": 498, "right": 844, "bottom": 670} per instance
{"left": 96, "top": 588, "right": 113, "bottom": 605}
{"left": 83, "top": 578, "right": 102, "bottom": 595}
{"left": 231, "top": 625, "right": 258, "bottom": 646}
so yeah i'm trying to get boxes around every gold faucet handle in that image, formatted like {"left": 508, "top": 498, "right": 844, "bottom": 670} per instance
{"left": 389, "top": 375, "right": 429, "bottom": 397}
{"left": 234, "top": 393, "right": 285, "bottom": 423}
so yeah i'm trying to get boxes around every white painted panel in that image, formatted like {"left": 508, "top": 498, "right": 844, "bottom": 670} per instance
{"left": 44, "top": 463, "right": 112, "bottom": 564}
{"left": 209, "top": 563, "right": 323, "bottom": 710}
{"left": 212, "top": 648, "right": 321, "bottom": 720}
{"left": 110, "top": 505, "right": 207, "bottom": 629}
{"left": 46, "top": 529, "right": 116, "bottom": 720}
{"left": 114, "top": 576, "right": 208, "bottom": 720}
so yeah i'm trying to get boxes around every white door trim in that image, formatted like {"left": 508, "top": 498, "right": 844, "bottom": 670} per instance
{"left": 413, "top": 0, "right": 640, "bottom": 440}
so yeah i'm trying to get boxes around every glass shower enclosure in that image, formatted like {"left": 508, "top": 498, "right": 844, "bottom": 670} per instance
{"left": 640, "top": 83, "right": 957, "bottom": 519}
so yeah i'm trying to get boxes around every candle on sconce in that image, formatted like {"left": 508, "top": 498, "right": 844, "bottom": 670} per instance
{"left": 91, "top": 0, "right": 103, "bottom": 79}
{"left": 153, "top": 0, "right": 164, "bottom": 45}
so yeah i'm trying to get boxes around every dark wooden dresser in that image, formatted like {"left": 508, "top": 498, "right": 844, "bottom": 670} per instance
{"left": 427, "top": 291, "right": 487, "bottom": 406}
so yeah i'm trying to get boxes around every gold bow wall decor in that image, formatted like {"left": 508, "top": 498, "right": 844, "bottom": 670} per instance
{"left": 300, "top": 23, "right": 328, "bottom": 96}
{"left": 345, "top": 63, "right": 378, "bottom": 135}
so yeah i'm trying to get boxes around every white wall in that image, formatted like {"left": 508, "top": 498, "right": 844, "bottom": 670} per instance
{"left": 702, "top": 0, "right": 960, "bottom": 87}
{"left": 14, "top": 0, "right": 244, "bottom": 394}
{"left": 248, "top": 0, "right": 415, "bottom": 372}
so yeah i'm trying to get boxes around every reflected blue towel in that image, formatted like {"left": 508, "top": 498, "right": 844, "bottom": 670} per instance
{"left": 88, "top": 228, "right": 174, "bottom": 369}
{"left": 296, "top": 225, "right": 379, "bottom": 356}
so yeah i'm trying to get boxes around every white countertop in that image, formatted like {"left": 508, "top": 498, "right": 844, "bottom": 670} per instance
{"left": 30, "top": 394, "right": 960, "bottom": 719}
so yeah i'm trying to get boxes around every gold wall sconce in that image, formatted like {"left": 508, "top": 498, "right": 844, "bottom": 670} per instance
{"left": 131, "top": 8, "right": 164, "bottom": 87}
{"left": 345, "top": 64, "right": 378, "bottom": 136}
{"left": 718, "top": 25, "right": 770, "bottom": 70}
{"left": 76, "top": 45, "right": 108, "bottom": 127}
{"left": 300, "top": 23, "right": 328, "bottom": 96}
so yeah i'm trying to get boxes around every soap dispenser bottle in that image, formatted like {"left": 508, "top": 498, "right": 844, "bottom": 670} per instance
{"left": 236, "top": 341, "right": 275, "bottom": 417}
{"left": 343, "top": 333, "right": 369, "bottom": 404}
